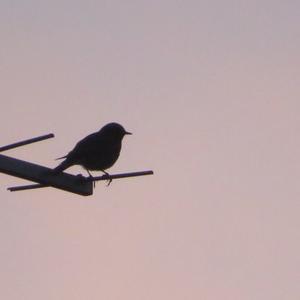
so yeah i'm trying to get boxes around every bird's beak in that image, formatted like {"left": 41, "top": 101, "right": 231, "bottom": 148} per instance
{"left": 125, "top": 131, "right": 132, "bottom": 135}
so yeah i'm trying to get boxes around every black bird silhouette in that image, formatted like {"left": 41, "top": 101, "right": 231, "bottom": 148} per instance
{"left": 53, "top": 123, "right": 132, "bottom": 179}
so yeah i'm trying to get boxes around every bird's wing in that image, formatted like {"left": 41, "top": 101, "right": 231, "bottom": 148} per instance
{"left": 64, "top": 132, "right": 105, "bottom": 162}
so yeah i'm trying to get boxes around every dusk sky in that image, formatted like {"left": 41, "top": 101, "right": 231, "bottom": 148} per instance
{"left": 1, "top": 1, "right": 300, "bottom": 299}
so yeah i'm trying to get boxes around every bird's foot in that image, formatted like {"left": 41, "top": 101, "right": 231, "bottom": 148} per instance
{"left": 102, "top": 171, "right": 112, "bottom": 186}
{"left": 89, "top": 175, "right": 96, "bottom": 188}
{"left": 85, "top": 170, "right": 96, "bottom": 188}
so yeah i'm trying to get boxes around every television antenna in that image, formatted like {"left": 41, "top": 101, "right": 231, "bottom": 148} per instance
{"left": 0, "top": 133, "right": 153, "bottom": 196}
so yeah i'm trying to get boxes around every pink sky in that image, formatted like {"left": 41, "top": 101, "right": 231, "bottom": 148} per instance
{"left": 1, "top": 1, "right": 300, "bottom": 299}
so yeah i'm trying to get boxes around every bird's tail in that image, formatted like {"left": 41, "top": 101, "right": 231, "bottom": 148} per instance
{"left": 55, "top": 155, "right": 67, "bottom": 160}
{"left": 52, "top": 159, "right": 72, "bottom": 174}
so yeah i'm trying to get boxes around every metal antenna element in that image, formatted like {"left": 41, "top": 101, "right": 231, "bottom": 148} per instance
{"left": 0, "top": 133, "right": 153, "bottom": 196}
{"left": 87, "top": 170, "right": 154, "bottom": 182}
{"left": 0, "top": 134, "right": 54, "bottom": 152}
{"left": 0, "top": 153, "right": 93, "bottom": 196}
{"left": 7, "top": 170, "right": 154, "bottom": 192}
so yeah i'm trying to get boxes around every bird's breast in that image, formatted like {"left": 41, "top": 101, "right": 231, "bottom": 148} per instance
{"left": 81, "top": 142, "right": 122, "bottom": 171}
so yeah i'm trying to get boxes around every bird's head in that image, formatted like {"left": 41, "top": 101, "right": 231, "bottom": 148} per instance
{"left": 100, "top": 122, "right": 132, "bottom": 140}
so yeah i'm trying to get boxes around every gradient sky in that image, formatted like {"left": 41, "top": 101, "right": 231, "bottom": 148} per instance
{"left": 1, "top": 1, "right": 300, "bottom": 299}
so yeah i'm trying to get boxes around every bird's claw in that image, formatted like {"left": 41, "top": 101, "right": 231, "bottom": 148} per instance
{"left": 85, "top": 174, "right": 96, "bottom": 188}
{"left": 102, "top": 172, "right": 112, "bottom": 187}
{"left": 106, "top": 178, "right": 113, "bottom": 186}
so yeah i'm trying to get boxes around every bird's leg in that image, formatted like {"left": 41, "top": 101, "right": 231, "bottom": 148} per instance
{"left": 86, "top": 169, "right": 96, "bottom": 188}
{"left": 102, "top": 170, "right": 112, "bottom": 186}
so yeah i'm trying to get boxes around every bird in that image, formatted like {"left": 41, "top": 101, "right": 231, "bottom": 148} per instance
{"left": 53, "top": 122, "right": 132, "bottom": 182}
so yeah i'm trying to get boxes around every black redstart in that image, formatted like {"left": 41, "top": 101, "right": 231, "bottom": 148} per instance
{"left": 53, "top": 122, "right": 132, "bottom": 179}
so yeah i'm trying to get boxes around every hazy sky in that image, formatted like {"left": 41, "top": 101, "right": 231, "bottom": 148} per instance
{"left": 1, "top": 1, "right": 300, "bottom": 299}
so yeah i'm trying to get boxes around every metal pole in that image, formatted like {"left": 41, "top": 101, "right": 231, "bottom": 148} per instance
{"left": 7, "top": 170, "right": 154, "bottom": 192}
{"left": 87, "top": 170, "right": 154, "bottom": 182}
{"left": 0, "top": 153, "right": 93, "bottom": 196}
{"left": 0, "top": 133, "right": 54, "bottom": 152}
